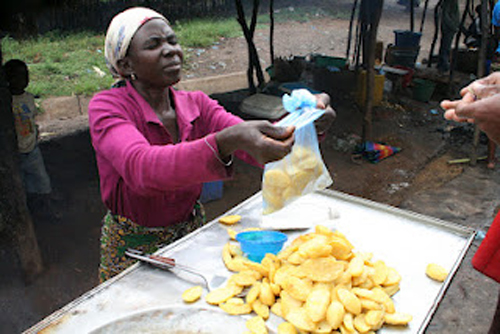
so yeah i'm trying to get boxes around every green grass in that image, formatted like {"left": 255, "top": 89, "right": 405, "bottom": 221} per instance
{"left": 1, "top": 7, "right": 344, "bottom": 98}
{"left": 2, "top": 32, "right": 113, "bottom": 97}
{"left": 175, "top": 18, "right": 242, "bottom": 48}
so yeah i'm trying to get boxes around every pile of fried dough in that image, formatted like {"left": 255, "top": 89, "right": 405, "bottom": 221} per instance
{"left": 184, "top": 225, "right": 412, "bottom": 334}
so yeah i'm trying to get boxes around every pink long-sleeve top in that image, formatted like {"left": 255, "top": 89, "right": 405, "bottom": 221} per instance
{"left": 88, "top": 81, "right": 255, "bottom": 227}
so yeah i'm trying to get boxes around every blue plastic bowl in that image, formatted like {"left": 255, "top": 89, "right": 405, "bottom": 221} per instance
{"left": 236, "top": 230, "right": 288, "bottom": 263}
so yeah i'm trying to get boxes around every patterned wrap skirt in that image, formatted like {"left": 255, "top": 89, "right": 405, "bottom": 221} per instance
{"left": 99, "top": 202, "right": 206, "bottom": 283}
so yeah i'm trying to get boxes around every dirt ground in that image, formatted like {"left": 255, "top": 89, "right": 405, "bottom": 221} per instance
{"left": 182, "top": 0, "right": 438, "bottom": 81}
{"left": 2, "top": 0, "right": 500, "bottom": 333}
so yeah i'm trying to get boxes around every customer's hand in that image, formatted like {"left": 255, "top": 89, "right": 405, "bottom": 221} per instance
{"left": 441, "top": 92, "right": 477, "bottom": 123}
{"left": 441, "top": 86, "right": 500, "bottom": 145}
{"left": 216, "top": 121, "right": 295, "bottom": 165}
{"left": 441, "top": 72, "right": 500, "bottom": 123}
{"left": 449, "top": 93, "right": 500, "bottom": 145}
{"left": 314, "top": 93, "right": 336, "bottom": 135}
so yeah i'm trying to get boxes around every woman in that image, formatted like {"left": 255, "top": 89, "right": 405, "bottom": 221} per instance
{"left": 89, "top": 7, "right": 335, "bottom": 282}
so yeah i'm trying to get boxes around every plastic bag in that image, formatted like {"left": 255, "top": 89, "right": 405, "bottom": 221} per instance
{"left": 262, "top": 89, "right": 333, "bottom": 215}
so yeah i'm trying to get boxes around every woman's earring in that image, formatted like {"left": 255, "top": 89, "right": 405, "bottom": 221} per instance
{"left": 130, "top": 73, "right": 137, "bottom": 81}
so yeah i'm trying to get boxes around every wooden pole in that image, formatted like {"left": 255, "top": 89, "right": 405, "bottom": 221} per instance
{"left": 410, "top": 0, "right": 415, "bottom": 32}
{"left": 269, "top": 0, "right": 275, "bottom": 65}
{"left": 449, "top": 0, "right": 472, "bottom": 92}
{"left": 428, "top": 0, "right": 444, "bottom": 67}
{"left": 420, "top": 0, "right": 431, "bottom": 33}
{"left": 346, "top": 0, "right": 359, "bottom": 62}
{"left": 235, "top": 0, "right": 265, "bottom": 93}
{"left": 362, "top": 0, "right": 384, "bottom": 143}
{"left": 0, "top": 40, "right": 44, "bottom": 283}
{"left": 471, "top": 0, "right": 489, "bottom": 166}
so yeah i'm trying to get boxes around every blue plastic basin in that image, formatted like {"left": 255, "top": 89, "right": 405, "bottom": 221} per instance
{"left": 236, "top": 231, "right": 288, "bottom": 263}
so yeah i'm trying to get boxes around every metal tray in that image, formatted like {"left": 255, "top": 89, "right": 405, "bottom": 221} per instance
{"left": 25, "top": 190, "right": 475, "bottom": 334}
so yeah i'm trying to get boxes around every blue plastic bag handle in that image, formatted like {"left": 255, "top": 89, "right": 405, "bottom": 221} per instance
{"left": 277, "top": 89, "right": 325, "bottom": 128}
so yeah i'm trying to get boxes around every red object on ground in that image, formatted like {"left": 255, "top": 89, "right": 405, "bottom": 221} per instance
{"left": 472, "top": 211, "right": 500, "bottom": 283}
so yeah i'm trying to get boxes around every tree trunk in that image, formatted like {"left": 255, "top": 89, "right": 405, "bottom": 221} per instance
{"left": 0, "top": 40, "right": 44, "bottom": 283}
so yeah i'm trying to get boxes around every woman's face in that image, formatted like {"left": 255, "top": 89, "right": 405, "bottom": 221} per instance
{"left": 125, "top": 19, "right": 183, "bottom": 87}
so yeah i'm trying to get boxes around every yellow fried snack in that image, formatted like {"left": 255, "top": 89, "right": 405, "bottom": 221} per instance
{"left": 337, "top": 288, "right": 362, "bottom": 315}
{"left": 384, "top": 312, "right": 413, "bottom": 326}
{"left": 251, "top": 299, "right": 270, "bottom": 320}
{"left": 264, "top": 169, "right": 291, "bottom": 189}
{"left": 205, "top": 284, "right": 243, "bottom": 305}
{"left": 285, "top": 307, "right": 316, "bottom": 332}
{"left": 220, "top": 298, "right": 252, "bottom": 315}
{"left": 296, "top": 257, "right": 344, "bottom": 282}
{"left": 304, "top": 286, "right": 331, "bottom": 322}
{"left": 277, "top": 322, "right": 297, "bottom": 334}
{"left": 246, "top": 282, "right": 262, "bottom": 304}
{"left": 219, "top": 214, "right": 242, "bottom": 225}
{"left": 262, "top": 146, "right": 324, "bottom": 214}
{"left": 227, "top": 228, "right": 237, "bottom": 240}
{"left": 326, "top": 300, "right": 345, "bottom": 329}
{"left": 181, "top": 285, "right": 203, "bottom": 303}
{"left": 426, "top": 263, "right": 448, "bottom": 282}
{"left": 199, "top": 224, "right": 412, "bottom": 333}
{"left": 353, "top": 314, "right": 372, "bottom": 333}
{"left": 246, "top": 316, "right": 268, "bottom": 334}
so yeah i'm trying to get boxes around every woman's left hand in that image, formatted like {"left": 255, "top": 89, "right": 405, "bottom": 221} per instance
{"left": 314, "top": 93, "right": 336, "bottom": 135}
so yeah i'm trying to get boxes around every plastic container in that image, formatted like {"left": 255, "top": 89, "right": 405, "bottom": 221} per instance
{"left": 356, "top": 70, "right": 385, "bottom": 107}
{"left": 386, "top": 44, "right": 420, "bottom": 68}
{"left": 412, "top": 78, "right": 436, "bottom": 102}
{"left": 236, "top": 230, "right": 288, "bottom": 263}
{"left": 199, "top": 181, "right": 223, "bottom": 203}
{"left": 394, "top": 30, "right": 422, "bottom": 48}
{"left": 314, "top": 56, "right": 347, "bottom": 69}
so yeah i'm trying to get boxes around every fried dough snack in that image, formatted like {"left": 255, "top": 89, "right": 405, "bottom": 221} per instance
{"left": 195, "top": 225, "right": 412, "bottom": 334}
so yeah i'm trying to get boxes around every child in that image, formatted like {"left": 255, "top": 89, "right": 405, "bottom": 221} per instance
{"left": 4, "top": 59, "right": 54, "bottom": 219}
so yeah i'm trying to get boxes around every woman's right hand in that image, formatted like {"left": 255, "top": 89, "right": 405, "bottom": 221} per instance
{"left": 216, "top": 121, "right": 295, "bottom": 165}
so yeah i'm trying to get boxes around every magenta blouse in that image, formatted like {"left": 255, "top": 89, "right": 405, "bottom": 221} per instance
{"left": 88, "top": 81, "right": 255, "bottom": 227}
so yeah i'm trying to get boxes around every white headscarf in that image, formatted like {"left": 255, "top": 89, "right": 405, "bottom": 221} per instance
{"left": 104, "top": 7, "right": 169, "bottom": 79}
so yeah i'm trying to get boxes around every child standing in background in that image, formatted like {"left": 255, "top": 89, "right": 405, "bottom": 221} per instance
{"left": 4, "top": 59, "right": 54, "bottom": 219}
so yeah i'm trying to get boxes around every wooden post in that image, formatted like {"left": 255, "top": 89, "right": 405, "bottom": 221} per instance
{"left": 346, "top": 0, "right": 359, "bottom": 62}
{"left": 449, "top": 0, "right": 472, "bottom": 92}
{"left": 235, "top": 0, "right": 265, "bottom": 93}
{"left": 410, "top": 0, "right": 415, "bottom": 32}
{"left": 420, "top": 0, "right": 430, "bottom": 33}
{"left": 428, "top": 0, "right": 444, "bottom": 67}
{"left": 0, "top": 40, "right": 44, "bottom": 283}
{"left": 269, "top": 0, "right": 275, "bottom": 66}
{"left": 361, "top": 0, "right": 384, "bottom": 143}
{"left": 471, "top": 0, "right": 489, "bottom": 166}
